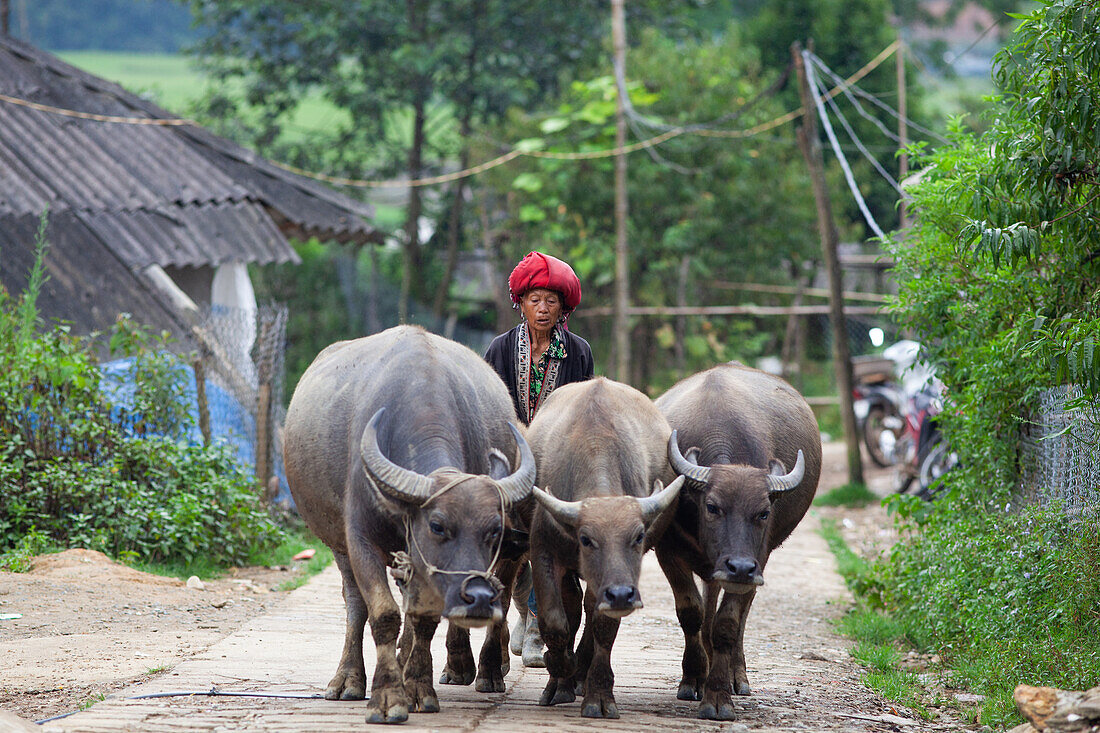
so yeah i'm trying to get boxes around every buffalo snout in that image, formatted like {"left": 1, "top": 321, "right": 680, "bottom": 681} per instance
{"left": 444, "top": 576, "right": 503, "bottom": 628}
{"left": 712, "top": 555, "right": 764, "bottom": 592}
{"left": 597, "top": 584, "right": 643, "bottom": 618}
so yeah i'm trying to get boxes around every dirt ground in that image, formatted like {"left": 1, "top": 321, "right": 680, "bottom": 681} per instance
{"left": 0, "top": 551, "right": 307, "bottom": 723}
{"left": 0, "top": 442, "right": 956, "bottom": 730}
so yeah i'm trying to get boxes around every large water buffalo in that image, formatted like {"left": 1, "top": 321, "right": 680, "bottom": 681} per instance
{"left": 655, "top": 362, "right": 821, "bottom": 720}
{"left": 526, "top": 377, "right": 684, "bottom": 719}
{"left": 283, "top": 326, "right": 536, "bottom": 724}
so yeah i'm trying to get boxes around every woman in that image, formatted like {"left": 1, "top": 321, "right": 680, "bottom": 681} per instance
{"left": 484, "top": 251, "right": 594, "bottom": 668}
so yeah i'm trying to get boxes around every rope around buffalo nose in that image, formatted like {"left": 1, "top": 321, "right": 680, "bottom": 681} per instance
{"left": 390, "top": 472, "right": 507, "bottom": 599}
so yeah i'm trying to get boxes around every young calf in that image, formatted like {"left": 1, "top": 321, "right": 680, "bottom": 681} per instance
{"left": 526, "top": 377, "right": 684, "bottom": 719}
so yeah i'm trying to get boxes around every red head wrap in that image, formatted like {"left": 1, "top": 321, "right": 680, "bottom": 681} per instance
{"left": 508, "top": 251, "right": 582, "bottom": 312}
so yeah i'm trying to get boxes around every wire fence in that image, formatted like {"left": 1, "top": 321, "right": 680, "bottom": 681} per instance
{"left": 193, "top": 302, "right": 290, "bottom": 505}
{"left": 1017, "top": 385, "right": 1100, "bottom": 513}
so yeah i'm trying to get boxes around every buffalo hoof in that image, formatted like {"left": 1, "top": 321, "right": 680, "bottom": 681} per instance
{"left": 734, "top": 679, "right": 752, "bottom": 696}
{"left": 474, "top": 668, "right": 506, "bottom": 693}
{"left": 325, "top": 670, "right": 367, "bottom": 701}
{"left": 404, "top": 679, "right": 439, "bottom": 713}
{"left": 581, "top": 693, "right": 619, "bottom": 719}
{"left": 677, "top": 680, "right": 703, "bottom": 701}
{"left": 438, "top": 665, "right": 475, "bottom": 686}
{"left": 365, "top": 687, "right": 409, "bottom": 724}
{"left": 698, "top": 690, "right": 736, "bottom": 721}
{"left": 538, "top": 677, "right": 577, "bottom": 706}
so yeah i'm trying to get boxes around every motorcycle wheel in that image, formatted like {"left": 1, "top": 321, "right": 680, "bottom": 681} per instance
{"left": 917, "top": 438, "right": 957, "bottom": 500}
{"left": 863, "top": 406, "right": 897, "bottom": 467}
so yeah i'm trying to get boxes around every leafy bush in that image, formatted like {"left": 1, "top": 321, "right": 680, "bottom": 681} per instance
{"left": 0, "top": 223, "right": 285, "bottom": 569}
{"left": 859, "top": 3, "right": 1100, "bottom": 725}
{"left": 876, "top": 502, "right": 1100, "bottom": 726}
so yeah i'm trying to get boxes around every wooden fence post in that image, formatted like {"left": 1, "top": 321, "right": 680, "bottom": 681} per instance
{"left": 192, "top": 356, "right": 211, "bottom": 447}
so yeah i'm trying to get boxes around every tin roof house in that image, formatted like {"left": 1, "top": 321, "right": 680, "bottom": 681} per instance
{"left": 0, "top": 34, "right": 380, "bottom": 347}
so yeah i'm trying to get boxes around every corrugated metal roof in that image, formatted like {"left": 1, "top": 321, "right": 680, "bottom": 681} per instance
{"left": 0, "top": 212, "right": 195, "bottom": 347}
{"left": 0, "top": 35, "right": 382, "bottom": 270}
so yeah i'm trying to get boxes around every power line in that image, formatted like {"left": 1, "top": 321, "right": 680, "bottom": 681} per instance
{"left": 0, "top": 39, "right": 909, "bottom": 189}
{"left": 803, "top": 49, "right": 886, "bottom": 239}
{"left": 816, "top": 64, "right": 906, "bottom": 195}
{"left": 810, "top": 51, "right": 949, "bottom": 144}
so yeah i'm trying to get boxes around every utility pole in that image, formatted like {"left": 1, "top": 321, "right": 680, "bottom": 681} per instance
{"left": 896, "top": 34, "right": 909, "bottom": 228}
{"left": 1, "top": 0, "right": 9, "bottom": 35}
{"left": 611, "top": 0, "right": 631, "bottom": 383}
{"left": 792, "top": 41, "right": 864, "bottom": 486}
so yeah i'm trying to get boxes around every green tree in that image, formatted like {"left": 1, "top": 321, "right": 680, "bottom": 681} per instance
{"left": 477, "top": 26, "right": 820, "bottom": 390}
{"left": 187, "top": 0, "right": 616, "bottom": 320}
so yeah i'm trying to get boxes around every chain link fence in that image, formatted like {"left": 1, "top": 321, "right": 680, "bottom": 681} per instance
{"left": 1017, "top": 385, "right": 1100, "bottom": 512}
{"left": 192, "top": 302, "right": 290, "bottom": 505}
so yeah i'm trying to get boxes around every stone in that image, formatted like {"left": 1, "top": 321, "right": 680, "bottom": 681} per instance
{"left": 1015, "top": 684, "right": 1100, "bottom": 732}
{"left": 186, "top": 575, "right": 205, "bottom": 590}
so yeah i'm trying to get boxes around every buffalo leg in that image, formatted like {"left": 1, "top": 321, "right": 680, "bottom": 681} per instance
{"left": 348, "top": 539, "right": 409, "bottom": 723}
{"left": 698, "top": 590, "right": 746, "bottom": 720}
{"left": 572, "top": 587, "right": 596, "bottom": 696}
{"left": 438, "top": 626, "right": 476, "bottom": 685}
{"left": 581, "top": 609, "right": 621, "bottom": 719}
{"left": 402, "top": 614, "right": 441, "bottom": 713}
{"left": 533, "top": 555, "right": 578, "bottom": 706}
{"left": 325, "top": 552, "right": 368, "bottom": 701}
{"left": 729, "top": 589, "right": 756, "bottom": 696}
{"left": 656, "top": 549, "right": 707, "bottom": 701}
{"left": 475, "top": 559, "right": 519, "bottom": 692}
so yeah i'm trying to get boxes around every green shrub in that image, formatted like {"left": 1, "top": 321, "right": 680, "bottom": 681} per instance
{"left": 0, "top": 219, "right": 285, "bottom": 569}
{"left": 875, "top": 499, "right": 1100, "bottom": 726}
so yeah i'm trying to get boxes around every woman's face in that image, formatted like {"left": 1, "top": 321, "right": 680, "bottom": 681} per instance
{"left": 519, "top": 288, "right": 563, "bottom": 337}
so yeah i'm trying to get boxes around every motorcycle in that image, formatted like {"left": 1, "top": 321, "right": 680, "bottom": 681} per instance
{"left": 853, "top": 341, "right": 958, "bottom": 497}
{"left": 852, "top": 366, "right": 906, "bottom": 467}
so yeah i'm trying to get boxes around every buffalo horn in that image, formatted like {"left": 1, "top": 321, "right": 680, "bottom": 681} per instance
{"left": 494, "top": 423, "right": 537, "bottom": 505}
{"left": 532, "top": 487, "right": 581, "bottom": 527}
{"left": 668, "top": 430, "right": 712, "bottom": 486}
{"left": 638, "top": 475, "right": 686, "bottom": 524}
{"left": 359, "top": 408, "right": 434, "bottom": 504}
{"left": 765, "top": 449, "right": 806, "bottom": 494}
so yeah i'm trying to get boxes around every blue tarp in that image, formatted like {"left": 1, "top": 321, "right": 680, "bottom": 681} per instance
{"left": 100, "top": 358, "right": 291, "bottom": 504}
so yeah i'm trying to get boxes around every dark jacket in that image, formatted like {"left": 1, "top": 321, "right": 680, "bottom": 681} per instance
{"left": 484, "top": 324, "right": 594, "bottom": 425}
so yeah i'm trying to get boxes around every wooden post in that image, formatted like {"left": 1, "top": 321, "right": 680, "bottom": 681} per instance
{"left": 675, "top": 255, "right": 689, "bottom": 379}
{"left": 896, "top": 34, "right": 909, "bottom": 228}
{"left": 192, "top": 357, "right": 211, "bottom": 447}
{"left": 611, "top": 0, "right": 631, "bottom": 383}
{"left": 792, "top": 41, "right": 864, "bottom": 486}
{"left": 255, "top": 383, "right": 272, "bottom": 494}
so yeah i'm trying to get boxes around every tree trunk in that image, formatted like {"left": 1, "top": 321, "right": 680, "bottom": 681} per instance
{"left": 432, "top": 20, "right": 478, "bottom": 317}
{"left": 399, "top": 0, "right": 428, "bottom": 323}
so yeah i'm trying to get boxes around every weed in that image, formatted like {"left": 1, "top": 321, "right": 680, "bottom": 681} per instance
{"left": 814, "top": 483, "right": 880, "bottom": 508}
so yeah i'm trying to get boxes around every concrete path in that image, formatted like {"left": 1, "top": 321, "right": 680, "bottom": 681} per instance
{"left": 37, "top": 511, "right": 928, "bottom": 732}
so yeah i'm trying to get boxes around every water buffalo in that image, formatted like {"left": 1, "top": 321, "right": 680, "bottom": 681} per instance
{"left": 283, "top": 326, "right": 536, "bottom": 724}
{"left": 526, "top": 377, "right": 684, "bottom": 718}
{"left": 655, "top": 362, "right": 821, "bottom": 720}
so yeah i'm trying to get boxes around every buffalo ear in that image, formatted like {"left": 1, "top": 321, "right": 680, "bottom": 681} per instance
{"left": 499, "top": 528, "right": 529, "bottom": 560}
{"left": 684, "top": 447, "right": 702, "bottom": 465}
{"left": 487, "top": 448, "right": 511, "bottom": 480}
{"left": 768, "top": 458, "right": 788, "bottom": 476}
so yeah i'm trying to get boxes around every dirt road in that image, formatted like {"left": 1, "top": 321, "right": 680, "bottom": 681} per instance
{"left": 1, "top": 445, "right": 959, "bottom": 731}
